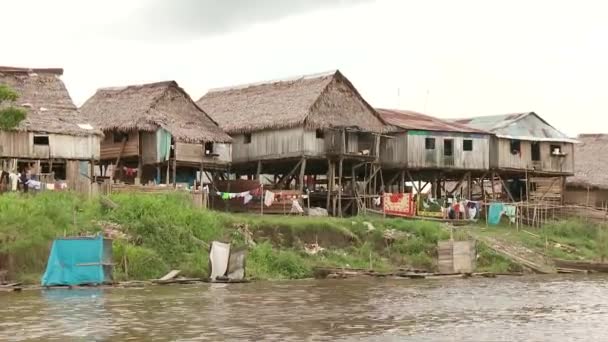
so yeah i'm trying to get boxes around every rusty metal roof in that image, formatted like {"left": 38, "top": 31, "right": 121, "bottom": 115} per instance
{"left": 455, "top": 112, "right": 577, "bottom": 143}
{"left": 376, "top": 108, "right": 489, "bottom": 134}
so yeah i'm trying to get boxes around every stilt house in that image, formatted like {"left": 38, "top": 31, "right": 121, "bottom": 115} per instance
{"left": 0, "top": 66, "right": 102, "bottom": 187}
{"left": 197, "top": 70, "right": 386, "bottom": 215}
{"left": 455, "top": 112, "right": 577, "bottom": 203}
{"left": 79, "top": 81, "right": 232, "bottom": 186}
{"left": 565, "top": 134, "right": 608, "bottom": 207}
{"left": 377, "top": 108, "right": 491, "bottom": 198}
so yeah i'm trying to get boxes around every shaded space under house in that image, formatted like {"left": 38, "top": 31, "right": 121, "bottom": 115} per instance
{"left": 0, "top": 66, "right": 102, "bottom": 193}
{"left": 79, "top": 81, "right": 232, "bottom": 189}
{"left": 197, "top": 70, "right": 387, "bottom": 216}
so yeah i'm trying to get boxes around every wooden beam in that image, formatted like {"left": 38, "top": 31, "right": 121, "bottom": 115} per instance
{"left": 276, "top": 158, "right": 304, "bottom": 189}
{"left": 326, "top": 159, "right": 332, "bottom": 211}
{"left": 172, "top": 158, "right": 177, "bottom": 188}
{"left": 405, "top": 170, "right": 420, "bottom": 193}
{"left": 448, "top": 172, "right": 469, "bottom": 195}
{"left": 399, "top": 170, "right": 405, "bottom": 193}
{"left": 496, "top": 173, "right": 515, "bottom": 203}
{"left": 386, "top": 172, "right": 401, "bottom": 189}
{"left": 112, "top": 136, "right": 127, "bottom": 180}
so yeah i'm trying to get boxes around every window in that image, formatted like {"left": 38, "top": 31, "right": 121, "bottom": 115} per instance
{"left": 33, "top": 135, "right": 49, "bottom": 145}
{"left": 531, "top": 142, "right": 541, "bottom": 161}
{"left": 463, "top": 139, "right": 473, "bottom": 151}
{"left": 444, "top": 139, "right": 453, "bottom": 156}
{"left": 244, "top": 133, "right": 252, "bottom": 144}
{"left": 315, "top": 129, "right": 325, "bottom": 139}
{"left": 425, "top": 137, "right": 435, "bottom": 150}
{"left": 204, "top": 142, "right": 214, "bottom": 155}
{"left": 550, "top": 144, "right": 562, "bottom": 155}
{"left": 510, "top": 139, "right": 521, "bottom": 155}
{"left": 113, "top": 132, "right": 129, "bottom": 143}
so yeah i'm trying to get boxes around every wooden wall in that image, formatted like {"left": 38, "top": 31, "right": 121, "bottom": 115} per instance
{"left": 494, "top": 138, "right": 574, "bottom": 174}
{"left": 380, "top": 134, "right": 408, "bottom": 168}
{"left": 175, "top": 142, "right": 231, "bottom": 165}
{"left": 403, "top": 132, "right": 489, "bottom": 170}
{"left": 141, "top": 131, "right": 157, "bottom": 165}
{"left": 0, "top": 131, "right": 100, "bottom": 160}
{"left": 100, "top": 130, "right": 139, "bottom": 160}
{"left": 232, "top": 127, "right": 325, "bottom": 163}
{"left": 564, "top": 188, "right": 608, "bottom": 207}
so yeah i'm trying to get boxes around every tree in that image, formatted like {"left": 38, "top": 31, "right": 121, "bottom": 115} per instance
{"left": 0, "top": 84, "right": 26, "bottom": 130}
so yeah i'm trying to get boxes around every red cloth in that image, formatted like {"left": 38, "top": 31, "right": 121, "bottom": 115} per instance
{"left": 390, "top": 193, "right": 404, "bottom": 203}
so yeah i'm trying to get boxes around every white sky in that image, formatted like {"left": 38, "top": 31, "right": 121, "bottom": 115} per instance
{"left": 2, "top": 0, "right": 607, "bottom": 136}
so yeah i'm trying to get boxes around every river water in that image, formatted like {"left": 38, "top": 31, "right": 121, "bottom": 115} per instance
{"left": 1, "top": 275, "right": 608, "bottom": 341}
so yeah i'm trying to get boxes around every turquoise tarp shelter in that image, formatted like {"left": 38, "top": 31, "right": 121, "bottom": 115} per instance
{"left": 41, "top": 235, "right": 113, "bottom": 286}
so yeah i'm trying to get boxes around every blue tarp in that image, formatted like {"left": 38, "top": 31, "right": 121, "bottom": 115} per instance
{"left": 41, "top": 235, "right": 111, "bottom": 286}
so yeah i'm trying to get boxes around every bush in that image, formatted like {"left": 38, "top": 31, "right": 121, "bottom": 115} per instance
{"left": 247, "top": 242, "right": 310, "bottom": 279}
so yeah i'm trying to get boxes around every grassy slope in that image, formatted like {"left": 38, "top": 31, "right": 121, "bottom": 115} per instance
{"left": 471, "top": 219, "right": 608, "bottom": 262}
{"left": 0, "top": 192, "right": 518, "bottom": 283}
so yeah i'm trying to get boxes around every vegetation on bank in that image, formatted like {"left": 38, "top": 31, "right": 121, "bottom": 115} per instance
{"left": 0, "top": 192, "right": 536, "bottom": 284}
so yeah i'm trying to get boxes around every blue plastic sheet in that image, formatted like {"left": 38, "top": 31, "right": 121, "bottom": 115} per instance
{"left": 488, "top": 203, "right": 505, "bottom": 225}
{"left": 41, "top": 235, "right": 109, "bottom": 286}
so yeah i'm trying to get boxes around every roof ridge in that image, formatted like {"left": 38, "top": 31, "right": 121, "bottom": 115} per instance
{"left": 97, "top": 81, "right": 176, "bottom": 92}
{"left": 206, "top": 70, "right": 338, "bottom": 93}
{"left": 0, "top": 66, "right": 63, "bottom": 75}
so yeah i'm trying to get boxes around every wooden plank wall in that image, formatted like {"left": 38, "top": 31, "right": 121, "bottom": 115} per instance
{"left": 141, "top": 131, "right": 157, "bottom": 165}
{"left": 0, "top": 131, "right": 100, "bottom": 160}
{"left": 495, "top": 138, "right": 574, "bottom": 173}
{"left": 380, "top": 133, "right": 408, "bottom": 168}
{"left": 407, "top": 133, "right": 489, "bottom": 170}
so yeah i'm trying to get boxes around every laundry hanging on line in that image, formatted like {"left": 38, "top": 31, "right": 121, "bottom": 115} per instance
{"left": 488, "top": 203, "right": 505, "bottom": 225}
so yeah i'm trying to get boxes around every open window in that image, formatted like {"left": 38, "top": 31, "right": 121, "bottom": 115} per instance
{"left": 510, "top": 139, "right": 521, "bottom": 155}
{"left": 425, "top": 137, "right": 435, "bottom": 150}
{"left": 463, "top": 139, "right": 473, "bottom": 151}
{"left": 550, "top": 144, "right": 563, "bottom": 156}
{"left": 113, "top": 132, "right": 129, "bottom": 143}
{"left": 244, "top": 133, "right": 252, "bottom": 144}
{"left": 444, "top": 139, "right": 453, "bottom": 156}
{"left": 33, "top": 135, "right": 49, "bottom": 145}
{"left": 315, "top": 129, "right": 325, "bottom": 139}
{"left": 531, "top": 141, "right": 541, "bottom": 161}
{"left": 204, "top": 142, "right": 214, "bottom": 155}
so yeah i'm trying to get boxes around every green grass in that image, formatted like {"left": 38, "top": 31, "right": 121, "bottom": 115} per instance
{"left": 0, "top": 192, "right": 533, "bottom": 284}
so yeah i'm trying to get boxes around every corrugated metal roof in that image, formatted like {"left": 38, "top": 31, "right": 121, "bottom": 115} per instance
{"left": 454, "top": 112, "right": 577, "bottom": 143}
{"left": 377, "top": 108, "right": 488, "bottom": 134}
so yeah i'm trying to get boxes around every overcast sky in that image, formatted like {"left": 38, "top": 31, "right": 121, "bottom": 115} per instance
{"left": 3, "top": 0, "right": 607, "bottom": 136}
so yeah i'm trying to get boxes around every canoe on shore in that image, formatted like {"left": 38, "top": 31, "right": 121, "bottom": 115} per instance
{"left": 553, "top": 259, "right": 608, "bottom": 272}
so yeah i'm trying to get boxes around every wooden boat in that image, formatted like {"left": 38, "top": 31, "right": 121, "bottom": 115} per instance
{"left": 553, "top": 259, "right": 608, "bottom": 272}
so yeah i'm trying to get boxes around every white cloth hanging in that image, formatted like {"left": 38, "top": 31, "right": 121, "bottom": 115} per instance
{"left": 243, "top": 192, "right": 253, "bottom": 204}
{"left": 291, "top": 199, "right": 304, "bottom": 214}
{"left": 264, "top": 190, "right": 275, "bottom": 207}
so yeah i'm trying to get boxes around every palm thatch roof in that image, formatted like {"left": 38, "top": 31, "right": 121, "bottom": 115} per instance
{"left": 0, "top": 66, "right": 101, "bottom": 136}
{"left": 377, "top": 108, "right": 488, "bottom": 134}
{"left": 80, "top": 81, "right": 231, "bottom": 143}
{"left": 454, "top": 112, "right": 576, "bottom": 143}
{"left": 567, "top": 134, "right": 608, "bottom": 190}
{"left": 197, "top": 70, "right": 385, "bottom": 134}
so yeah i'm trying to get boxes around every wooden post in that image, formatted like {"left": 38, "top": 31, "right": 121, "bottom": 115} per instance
{"left": 399, "top": 170, "right": 405, "bottom": 193}
{"left": 490, "top": 172, "right": 496, "bottom": 200}
{"left": 165, "top": 161, "right": 170, "bottom": 185}
{"left": 298, "top": 157, "right": 307, "bottom": 193}
{"left": 326, "top": 159, "right": 332, "bottom": 211}
{"left": 200, "top": 145, "right": 205, "bottom": 209}
{"left": 338, "top": 157, "right": 343, "bottom": 217}
{"left": 256, "top": 160, "right": 262, "bottom": 181}
{"left": 172, "top": 158, "right": 177, "bottom": 188}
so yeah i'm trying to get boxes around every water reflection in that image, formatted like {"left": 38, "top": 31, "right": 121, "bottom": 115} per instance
{"left": 1, "top": 275, "right": 608, "bottom": 341}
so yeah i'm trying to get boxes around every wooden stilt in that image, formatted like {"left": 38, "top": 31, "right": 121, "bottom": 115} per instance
{"left": 256, "top": 160, "right": 262, "bottom": 181}
{"left": 338, "top": 157, "right": 343, "bottom": 217}
{"left": 172, "top": 158, "right": 177, "bottom": 188}
{"left": 298, "top": 157, "right": 307, "bottom": 193}
{"left": 326, "top": 159, "right": 332, "bottom": 211}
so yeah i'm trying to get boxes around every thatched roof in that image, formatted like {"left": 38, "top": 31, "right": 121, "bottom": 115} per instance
{"left": 0, "top": 66, "right": 102, "bottom": 136}
{"left": 377, "top": 108, "right": 488, "bottom": 134}
{"left": 80, "top": 81, "right": 231, "bottom": 143}
{"left": 567, "top": 134, "right": 608, "bottom": 190}
{"left": 197, "top": 70, "right": 386, "bottom": 134}
{"left": 454, "top": 112, "right": 576, "bottom": 143}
